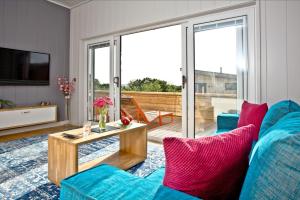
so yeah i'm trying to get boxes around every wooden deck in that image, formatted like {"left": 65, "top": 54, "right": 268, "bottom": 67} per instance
{"left": 93, "top": 90, "right": 237, "bottom": 142}
{"left": 96, "top": 90, "right": 219, "bottom": 124}
{"left": 148, "top": 117, "right": 216, "bottom": 143}
{"left": 148, "top": 117, "right": 183, "bottom": 143}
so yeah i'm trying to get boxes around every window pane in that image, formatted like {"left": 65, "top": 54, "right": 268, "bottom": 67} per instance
{"left": 121, "top": 25, "right": 183, "bottom": 142}
{"left": 87, "top": 43, "right": 111, "bottom": 121}
{"left": 194, "top": 17, "right": 247, "bottom": 137}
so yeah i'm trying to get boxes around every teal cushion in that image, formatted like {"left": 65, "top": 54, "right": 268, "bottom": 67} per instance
{"left": 214, "top": 129, "right": 231, "bottom": 134}
{"left": 259, "top": 100, "right": 300, "bottom": 138}
{"left": 240, "top": 112, "right": 300, "bottom": 199}
{"left": 216, "top": 113, "right": 239, "bottom": 132}
{"left": 60, "top": 164, "right": 198, "bottom": 200}
{"left": 145, "top": 167, "right": 165, "bottom": 185}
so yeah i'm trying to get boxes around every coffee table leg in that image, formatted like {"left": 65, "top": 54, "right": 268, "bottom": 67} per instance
{"left": 48, "top": 137, "right": 78, "bottom": 186}
{"left": 119, "top": 127, "right": 147, "bottom": 158}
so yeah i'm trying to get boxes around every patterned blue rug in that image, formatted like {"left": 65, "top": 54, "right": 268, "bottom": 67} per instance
{"left": 0, "top": 134, "right": 165, "bottom": 200}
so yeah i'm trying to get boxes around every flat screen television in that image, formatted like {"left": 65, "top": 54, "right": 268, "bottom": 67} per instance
{"left": 0, "top": 47, "right": 50, "bottom": 85}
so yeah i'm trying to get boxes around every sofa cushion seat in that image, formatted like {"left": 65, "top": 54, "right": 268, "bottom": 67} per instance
{"left": 60, "top": 164, "right": 198, "bottom": 200}
{"left": 240, "top": 112, "right": 300, "bottom": 199}
{"left": 144, "top": 167, "right": 165, "bottom": 185}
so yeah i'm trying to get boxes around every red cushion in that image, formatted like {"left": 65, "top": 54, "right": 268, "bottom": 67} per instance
{"left": 163, "top": 125, "right": 256, "bottom": 199}
{"left": 237, "top": 101, "right": 268, "bottom": 140}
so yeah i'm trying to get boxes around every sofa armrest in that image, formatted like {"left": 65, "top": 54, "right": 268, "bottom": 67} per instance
{"left": 216, "top": 113, "right": 239, "bottom": 133}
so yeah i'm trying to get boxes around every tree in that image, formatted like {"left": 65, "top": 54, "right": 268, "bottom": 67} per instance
{"left": 94, "top": 79, "right": 109, "bottom": 90}
{"left": 122, "top": 78, "right": 181, "bottom": 92}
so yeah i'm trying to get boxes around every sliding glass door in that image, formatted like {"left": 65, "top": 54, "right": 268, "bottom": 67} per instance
{"left": 85, "top": 10, "right": 254, "bottom": 141}
{"left": 191, "top": 16, "right": 248, "bottom": 137}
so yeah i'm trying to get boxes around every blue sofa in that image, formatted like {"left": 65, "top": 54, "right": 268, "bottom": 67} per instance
{"left": 60, "top": 100, "right": 300, "bottom": 200}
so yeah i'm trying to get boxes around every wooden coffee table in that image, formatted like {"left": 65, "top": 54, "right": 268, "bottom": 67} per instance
{"left": 48, "top": 122, "right": 147, "bottom": 186}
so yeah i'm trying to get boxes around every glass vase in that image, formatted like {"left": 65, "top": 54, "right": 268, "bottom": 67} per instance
{"left": 98, "top": 112, "right": 107, "bottom": 130}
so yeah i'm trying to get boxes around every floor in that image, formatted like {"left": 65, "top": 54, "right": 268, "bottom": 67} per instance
{"left": 0, "top": 120, "right": 216, "bottom": 144}
{"left": 0, "top": 125, "right": 164, "bottom": 199}
{"left": 0, "top": 121, "right": 217, "bottom": 198}
{"left": 0, "top": 125, "right": 79, "bottom": 143}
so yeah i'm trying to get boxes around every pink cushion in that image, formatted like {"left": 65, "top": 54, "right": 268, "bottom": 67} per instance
{"left": 163, "top": 125, "right": 256, "bottom": 199}
{"left": 237, "top": 101, "right": 268, "bottom": 140}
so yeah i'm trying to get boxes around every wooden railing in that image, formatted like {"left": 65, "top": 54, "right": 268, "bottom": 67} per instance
{"left": 95, "top": 90, "right": 237, "bottom": 124}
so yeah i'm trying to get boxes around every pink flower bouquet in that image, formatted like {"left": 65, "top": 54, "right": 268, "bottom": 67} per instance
{"left": 93, "top": 96, "right": 113, "bottom": 130}
{"left": 93, "top": 96, "right": 113, "bottom": 112}
{"left": 57, "top": 77, "right": 75, "bottom": 99}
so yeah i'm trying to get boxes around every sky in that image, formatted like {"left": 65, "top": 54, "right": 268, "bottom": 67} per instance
{"left": 94, "top": 47, "right": 110, "bottom": 84}
{"left": 121, "top": 25, "right": 182, "bottom": 86}
{"left": 94, "top": 24, "right": 240, "bottom": 86}
{"left": 195, "top": 26, "right": 238, "bottom": 75}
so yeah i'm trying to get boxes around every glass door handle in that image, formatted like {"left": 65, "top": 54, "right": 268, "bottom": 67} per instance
{"left": 114, "top": 77, "right": 120, "bottom": 87}
{"left": 182, "top": 75, "right": 187, "bottom": 89}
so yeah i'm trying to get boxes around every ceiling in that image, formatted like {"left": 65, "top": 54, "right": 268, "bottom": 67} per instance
{"left": 46, "top": 0, "right": 91, "bottom": 9}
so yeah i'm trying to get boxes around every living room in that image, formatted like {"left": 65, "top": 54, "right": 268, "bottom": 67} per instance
{"left": 0, "top": 0, "right": 299, "bottom": 199}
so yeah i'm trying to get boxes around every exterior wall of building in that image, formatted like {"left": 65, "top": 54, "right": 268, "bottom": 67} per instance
{"left": 195, "top": 70, "right": 237, "bottom": 95}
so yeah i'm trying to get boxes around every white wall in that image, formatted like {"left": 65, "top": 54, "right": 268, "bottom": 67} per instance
{"left": 69, "top": 0, "right": 254, "bottom": 125}
{"left": 260, "top": 0, "right": 300, "bottom": 105}
{"left": 70, "top": 0, "right": 300, "bottom": 125}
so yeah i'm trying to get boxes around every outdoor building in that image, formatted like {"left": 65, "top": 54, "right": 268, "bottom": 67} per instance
{"left": 195, "top": 69, "right": 237, "bottom": 95}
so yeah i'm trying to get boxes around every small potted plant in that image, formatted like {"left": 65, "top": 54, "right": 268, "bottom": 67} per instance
{"left": 0, "top": 99, "right": 15, "bottom": 109}
{"left": 93, "top": 96, "right": 113, "bottom": 130}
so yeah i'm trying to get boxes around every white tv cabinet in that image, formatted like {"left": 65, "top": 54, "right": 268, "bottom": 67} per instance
{"left": 0, "top": 105, "right": 57, "bottom": 130}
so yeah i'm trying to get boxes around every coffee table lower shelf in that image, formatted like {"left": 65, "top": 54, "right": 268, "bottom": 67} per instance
{"left": 78, "top": 151, "right": 146, "bottom": 172}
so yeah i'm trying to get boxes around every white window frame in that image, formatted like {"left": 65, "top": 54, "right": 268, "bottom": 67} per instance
{"left": 80, "top": 36, "right": 115, "bottom": 124}
{"left": 78, "top": 6, "right": 259, "bottom": 140}
{"left": 116, "top": 24, "right": 189, "bottom": 138}
{"left": 186, "top": 6, "right": 258, "bottom": 138}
